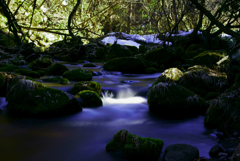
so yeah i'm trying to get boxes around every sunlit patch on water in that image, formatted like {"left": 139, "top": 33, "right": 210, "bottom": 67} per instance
{"left": 101, "top": 88, "right": 147, "bottom": 105}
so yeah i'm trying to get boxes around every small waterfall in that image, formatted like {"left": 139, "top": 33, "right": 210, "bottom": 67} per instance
{"left": 101, "top": 88, "right": 147, "bottom": 105}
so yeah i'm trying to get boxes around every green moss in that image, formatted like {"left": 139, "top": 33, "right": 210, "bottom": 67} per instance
{"left": 36, "top": 70, "right": 45, "bottom": 76}
{"left": 186, "top": 48, "right": 206, "bottom": 59}
{"left": 28, "top": 57, "right": 53, "bottom": 70}
{"left": 45, "top": 63, "right": 69, "bottom": 76}
{"left": 186, "top": 44, "right": 203, "bottom": 53}
{"left": 178, "top": 65, "right": 228, "bottom": 98}
{"left": 75, "top": 90, "right": 102, "bottom": 107}
{"left": 151, "top": 68, "right": 183, "bottom": 87}
{"left": 16, "top": 69, "right": 40, "bottom": 78}
{"left": 62, "top": 68, "right": 92, "bottom": 81}
{"left": 106, "top": 129, "right": 164, "bottom": 160}
{"left": 0, "top": 72, "right": 6, "bottom": 88}
{"left": 42, "top": 76, "right": 62, "bottom": 82}
{"left": 103, "top": 57, "right": 149, "bottom": 74}
{"left": 145, "top": 47, "right": 174, "bottom": 68}
{"left": 204, "top": 87, "right": 240, "bottom": 131}
{"left": 0, "top": 64, "right": 19, "bottom": 72}
{"left": 193, "top": 51, "right": 224, "bottom": 69}
{"left": 6, "top": 79, "right": 81, "bottom": 116}
{"left": 60, "top": 78, "right": 69, "bottom": 84}
{"left": 126, "top": 45, "right": 139, "bottom": 55}
{"left": 139, "top": 45, "right": 149, "bottom": 53}
{"left": 145, "top": 67, "right": 157, "bottom": 74}
{"left": 148, "top": 82, "right": 206, "bottom": 118}
{"left": 77, "top": 60, "right": 85, "bottom": 63}
{"left": 71, "top": 81, "right": 101, "bottom": 95}
{"left": 174, "top": 46, "right": 187, "bottom": 62}
{"left": 104, "top": 43, "right": 133, "bottom": 60}
{"left": 83, "top": 63, "right": 96, "bottom": 67}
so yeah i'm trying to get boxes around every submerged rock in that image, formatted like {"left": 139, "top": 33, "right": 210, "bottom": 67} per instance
{"left": 148, "top": 82, "right": 206, "bottom": 118}
{"left": 6, "top": 79, "right": 82, "bottom": 117}
{"left": 163, "top": 144, "right": 199, "bottom": 161}
{"left": 106, "top": 129, "right": 163, "bottom": 160}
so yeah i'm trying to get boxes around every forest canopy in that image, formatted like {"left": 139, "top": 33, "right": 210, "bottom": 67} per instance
{"left": 0, "top": 0, "right": 239, "bottom": 47}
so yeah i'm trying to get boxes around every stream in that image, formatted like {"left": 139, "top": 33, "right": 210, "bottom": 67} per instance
{"left": 0, "top": 62, "right": 217, "bottom": 161}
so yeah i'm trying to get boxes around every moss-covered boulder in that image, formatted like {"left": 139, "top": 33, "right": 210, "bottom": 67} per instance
{"left": 148, "top": 82, "right": 206, "bottom": 118}
{"left": 45, "top": 63, "right": 69, "bottom": 76}
{"left": 106, "top": 129, "right": 164, "bottom": 160}
{"left": 152, "top": 68, "right": 183, "bottom": 87}
{"left": 0, "top": 72, "right": 6, "bottom": 89}
{"left": 83, "top": 63, "right": 96, "bottom": 67}
{"left": 104, "top": 43, "right": 133, "bottom": 60}
{"left": 103, "top": 57, "right": 149, "bottom": 74}
{"left": 145, "top": 47, "right": 174, "bottom": 68}
{"left": 192, "top": 51, "right": 224, "bottom": 69}
{"left": 227, "top": 46, "right": 240, "bottom": 85}
{"left": 16, "top": 69, "right": 40, "bottom": 78}
{"left": 0, "top": 64, "right": 19, "bottom": 72}
{"left": 28, "top": 57, "right": 53, "bottom": 70}
{"left": 75, "top": 90, "right": 102, "bottom": 107}
{"left": 178, "top": 65, "right": 228, "bottom": 98}
{"left": 62, "top": 68, "right": 92, "bottom": 81}
{"left": 174, "top": 46, "right": 187, "bottom": 62}
{"left": 204, "top": 83, "right": 240, "bottom": 131}
{"left": 186, "top": 44, "right": 203, "bottom": 53}
{"left": 6, "top": 79, "right": 82, "bottom": 117}
{"left": 60, "top": 78, "right": 69, "bottom": 84}
{"left": 71, "top": 81, "right": 101, "bottom": 95}
{"left": 126, "top": 45, "right": 139, "bottom": 55}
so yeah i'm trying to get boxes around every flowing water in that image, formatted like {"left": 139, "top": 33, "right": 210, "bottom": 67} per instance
{"left": 0, "top": 62, "right": 217, "bottom": 161}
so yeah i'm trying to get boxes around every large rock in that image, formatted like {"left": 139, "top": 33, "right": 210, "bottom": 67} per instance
{"left": 163, "top": 144, "right": 199, "bottom": 161}
{"left": 148, "top": 82, "right": 206, "bottom": 118}
{"left": 151, "top": 68, "right": 183, "bottom": 87}
{"left": 192, "top": 51, "right": 225, "bottom": 69}
{"left": 145, "top": 47, "right": 174, "bottom": 68}
{"left": 15, "top": 69, "right": 40, "bottom": 78}
{"left": 103, "top": 57, "right": 149, "bottom": 74}
{"left": 28, "top": 57, "right": 53, "bottom": 70}
{"left": 62, "top": 68, "right": 92, "bottom": 81}
{"left": 6, "top": 79, "right": 82, "bottom": 117}
{"left": 204, "top": 83, "right": 240, "bottom": 131}
{"left": 178, "top": 65, "right": 228, "bottom": 98}
{"left": 227, "top": 46, "right": 240, "bottom": 85}
{"left": 45, "top": 63, "right": 69, "bottom": 76}
{"left": 106, "top": 129, "right": 164, "bottom": 160}
{"left": 70, "top": 81, "right": 101, "bottom": 95}
{"left": 75, "top": 90, "right": 102, "bottom": 107}
{"left": 104, "top": 43, "right": 133, "bottom": 60}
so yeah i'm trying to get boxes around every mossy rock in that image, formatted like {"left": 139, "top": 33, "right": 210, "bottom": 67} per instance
{"left": 126, "top": 45, "right": 139, "bottom": 55}
{"left": 28, "top": 57, "right": 53, "bottom": 70}
{"left": 45, "top": 63, "right": 69, "bottom": 76}
{"left": 95, "top": 47, "right": 105, "bottom": 59}
{"left": 77, "top": 60, "right": 85, "bottom": 63}
{"left": 145, "top": 67, "right": 157, "bottom": 74}
{"left": 106, "top": 129, "right": 164, "bottom": 160}
{"left": 148, "top": 82, "right": 206, "bottom": 118}
{"left": 151, "top": 68, "right": 183, "bottom": 87}
{"left": 227, "top": 47, "right": 240, "bottom": 85}
{"left": 139, "top": 45, "right": 150, "bottom": 53}
{"left": 62, "top": 68, "right": 92, "bottom": 81}
{"left": 0, "top": 72, "right": 6, "bottom": 89}
{"left": 174, "top": 46, "right": 187, "bottom": 62}
{"left": 42, "top": 76, "right": 62, "bottom": 82}
{"left": 104, "top": 43, "right": 133, "bottom": 60}
{"left": 83, "top": 63, "right": 96, "bottom": 67}
{"left": 6, "top": 79, "right": 82, "bottom": 117}
{"left": 204, "top": 85, "right": 240, "bottom": 131}
{"left": 145, "top": 47, "right": 174, "bottom": 68}
{"left": 192, "top": 51, "right": 224, "bottom": 69}
{"left": 178, "top": 65, "right": 228, "bottom": 98}
{"left": 71, "top": 81, "right": 101, "bottom": 95}
{"left": 186, "top": 48, "right": 206, "bottom": 59}
{"left": 60, "top": 78, "right": 69, "bottom": 84}
{"left": 36, "top": 70, "right": 45, "bottom": 76}
{"left": 0, "top": 64, "right": 19, "bottom": 72}
{"left": 75, "top": 90, "right": 102, "bottom": 107}
{"left": 186, "top": 44, "right": 203, "bottom": 53}
{"left": 16, "top": 69, "right": 40, "bottom": 78}
{"left": 103, "top": 57, "right": 149, "bottom": 74}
